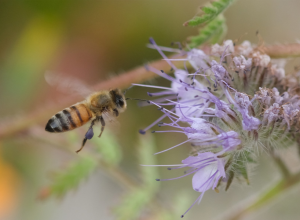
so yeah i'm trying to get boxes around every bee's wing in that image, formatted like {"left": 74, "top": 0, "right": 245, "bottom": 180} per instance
{"left": 101, "top": 110, "right": 121, "bottom": 132}
{"left": 45, "top": 71, "right": 93, "bottom": 97}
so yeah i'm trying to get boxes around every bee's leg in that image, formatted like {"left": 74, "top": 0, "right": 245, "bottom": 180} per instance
{"left": 113, "top": 109, "right": 119, "bottom": 117}
{"left": 76, "top": 119, "right": 96, "bottom": 153}
{"left": 76, "top": 138, "right": 87, "bottom": 153}
{"left": 98, "top": 116, "right": 105, "bottom": 138}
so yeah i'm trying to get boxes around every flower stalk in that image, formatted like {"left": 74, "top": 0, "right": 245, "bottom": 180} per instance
{"left": 227, "top": 171, "right": 300, "bottom": 220}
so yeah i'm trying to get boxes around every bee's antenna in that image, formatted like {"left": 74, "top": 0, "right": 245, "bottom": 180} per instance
{"left": 126, "top": 97, "right": 150, "bottom": 103}
{"left": 123, "top": 85, "right": 134, "bottom": 95}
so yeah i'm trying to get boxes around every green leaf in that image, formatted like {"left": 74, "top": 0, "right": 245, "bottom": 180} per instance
{"left": 209, "top": 19, "right": 227, "bottom": 44}
{"left": 201, "top": 6, "right": 218, "bottom": 14}
{"left": 46, "top": 156, "right": 97, "bottom": 198}
{"left": 91, "top": 129, "right": 122, "bottom": 167}
{"left": 188, "top": 15, "right": 227, "bottom": 48}
{"left": 138, "top": 134, "right": 159, "bottom": 191}
{"left": 184, "top": 0, "right": 234, "bottom": 27}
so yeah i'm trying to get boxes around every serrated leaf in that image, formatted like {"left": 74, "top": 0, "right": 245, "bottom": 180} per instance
{"left": 232, "top": 153, "right": 251, "bottom": 184}
{"left": 201, "top": 6, "right": 217, "bottom": 14}
{"left": 237, "top": 164, "right": 249, "bottom": 184}
{"left": 188, "top": 15, "right": 226, "bottom": 48}
{"left": 225, "top": 170, "right": 234, "bottom": 191}
{"left": 91, "top": 129, "right": 122, "bottom": 167}
{"left": 138, "top": 134, "right": 159, "bottom": 191}
{"left": 212, "top": 1, "right": 227, "bottom": 10}
{"left": 184, "top": 0, "right": 234, "bottom": 27}
{"left": 44, "top": 156, "right": 97, "bottom": 198}
{"left": 210, "top": 19, "right": 227, "bottom": 44}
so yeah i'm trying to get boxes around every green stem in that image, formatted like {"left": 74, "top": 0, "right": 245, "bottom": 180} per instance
{"left": 227, "top": 172, "right": 300, "bottom": 220}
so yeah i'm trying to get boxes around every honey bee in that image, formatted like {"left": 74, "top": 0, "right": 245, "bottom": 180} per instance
{"left": 44, "top": 73, "right": 127, "bottom": 153}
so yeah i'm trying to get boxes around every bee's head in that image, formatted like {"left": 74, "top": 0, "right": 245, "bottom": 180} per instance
{"left": 110, "top": 89, "right": 127, "bottom": 112}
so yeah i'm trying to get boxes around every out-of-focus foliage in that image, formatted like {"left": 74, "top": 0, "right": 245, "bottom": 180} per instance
{"left": 92, "top": 129, "right": 122, "bottom": 167}
{"left": 114, "top": 135, "right": 160, "bottom": 220}
{"left": 40, "top": 128, "right": 124, "bottom": 199}
{"left": 156, "top": 190, "right": 192, "bottom": 220}
{"left": 41, "top": 156, "right": 97, "bottom": 198}
{"left": 138, "top": 135, "right": 159, "bottom": 191}
{"left": 114, "top": 188, "right": 154, "bottom": 220}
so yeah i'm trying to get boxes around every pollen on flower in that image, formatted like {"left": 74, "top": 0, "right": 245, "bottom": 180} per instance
{"left": 137, "top": 38, "right": 300, "bottom": 217}
{"left": 211, "top": 39, "right": 235, "bottom": 56}
{"left": 252, "top": 51, "right": 271, "bottom": 67}
{"left": 271, "top": 64, "right": 285, "bottom": 80}
{"left": 233, "top": 55, "right": 252, "bottom": 71}
{"left": 236, "top": 40, "right": 253, "bottom": 56}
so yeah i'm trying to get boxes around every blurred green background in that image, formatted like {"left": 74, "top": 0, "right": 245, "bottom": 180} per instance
{"left": 1, "top": 0, "right": 300, "bottom": 220}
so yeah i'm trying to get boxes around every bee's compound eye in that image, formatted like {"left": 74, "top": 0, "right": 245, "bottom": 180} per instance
{"left": 118, "top": 99, "right": 124, "bottom": 107}
{"left": 110, "top": 89, "right": 125, "bottom": 108}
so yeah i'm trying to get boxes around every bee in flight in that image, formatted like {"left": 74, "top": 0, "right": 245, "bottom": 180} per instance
{"left": 44, "top": 73, "right": 127, "bottom": 153}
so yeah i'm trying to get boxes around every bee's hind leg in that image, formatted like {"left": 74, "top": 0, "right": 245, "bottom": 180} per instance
{"left": 76, "top": 119, "right": 96, "bottom": 153}
{"left": 98, "top": 116, "right": 105, "bottom": 138}
{"left": 76, "top": 138, "right": 88, "bottom": 153}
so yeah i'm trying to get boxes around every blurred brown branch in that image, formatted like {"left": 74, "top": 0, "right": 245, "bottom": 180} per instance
{"left": 0, "top": 58, "right": 177, "bottom": 140}
{"left": 262, "top": 43, "right": 300, "bottom": 58}
{"left": 1, "top": 43, "right": 300, "bottom": 140}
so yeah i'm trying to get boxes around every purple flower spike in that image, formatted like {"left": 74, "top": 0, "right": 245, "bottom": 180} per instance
{"left": 137, "top": 38, "right": 300, "bottom": 218}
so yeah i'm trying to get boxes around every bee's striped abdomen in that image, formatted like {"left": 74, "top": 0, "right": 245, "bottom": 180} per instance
{"left": 45, "top": 103, "right": 92, "bottom": 133}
